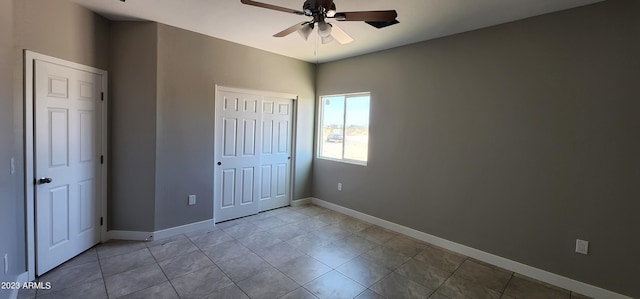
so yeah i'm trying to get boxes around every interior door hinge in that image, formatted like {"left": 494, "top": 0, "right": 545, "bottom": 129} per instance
{"left": 100, "top": 217, "right": 103, "bottom": 226}
{"left": 101, "top": 155, "right": 104, "bottom": 164}
{"left": 101, "top": 92, "right": 104, "bottom": 101}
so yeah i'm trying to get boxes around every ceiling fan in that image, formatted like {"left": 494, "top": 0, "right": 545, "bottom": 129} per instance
{"left": 240, "top": 0, "right": 399, "bottom": 45}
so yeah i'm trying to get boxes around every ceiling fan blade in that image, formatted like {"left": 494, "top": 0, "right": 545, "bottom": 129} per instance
{"left": 366, "top": 19, "right": 400, "bottom": 29}
{"left": 274, "top": 22, "right": 309, "bottom": 37}
{"left": 333, "top": 10, "right": 398, "bottom": 22}
{"left": 329, "top": 23, "right": 353, "bottom": 44}
{"left": 240, "top": 0, "right": 304, "bottom": 15}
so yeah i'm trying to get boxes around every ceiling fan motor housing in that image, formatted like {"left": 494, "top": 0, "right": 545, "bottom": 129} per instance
{"left": 303, "top": 0, "right": 313, "bottom": 15}
{"left": 303, "top": 0, "right": 337, "bottom": 18}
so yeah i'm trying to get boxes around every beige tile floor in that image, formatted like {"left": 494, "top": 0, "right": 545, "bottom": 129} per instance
{"left": 19, "top": 204, "right": 592, "bottom": 299}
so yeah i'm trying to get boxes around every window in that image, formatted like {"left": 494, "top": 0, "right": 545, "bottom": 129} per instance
{"left": 318, "top": 92, "right": 370, "bottom": 165}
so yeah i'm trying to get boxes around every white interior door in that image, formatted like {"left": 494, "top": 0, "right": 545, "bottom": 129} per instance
{"left": 35, "top": 60, "right": 103, "bottom": 275}
{"left": 259, "top": 98, "right": 294, "bottom": 211}
{"left": 214, "top": 91, "right": 263, "bottom": 222}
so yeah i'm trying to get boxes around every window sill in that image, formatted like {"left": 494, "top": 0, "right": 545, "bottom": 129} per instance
{"left": 316, "top": 156, "right": 368, "bottom": 166}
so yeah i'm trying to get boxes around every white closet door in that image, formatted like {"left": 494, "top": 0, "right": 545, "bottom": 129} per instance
{"left": 259, "top": 98, "right": 293, "bottom": 211}
{"left": 214, "top": 91, "right": 262, "bottom": 222}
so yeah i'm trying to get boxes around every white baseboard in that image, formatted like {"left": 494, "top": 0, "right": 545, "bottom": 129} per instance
{"left": 17, "top": 272, "right": 28, "bottom": 284}
{"left": 108, "top": 230, "right": 154, "bottom": 241}
{"left": 9, "top": 287, "right": 18, "bottom": 299}
{"left": 8, "top": 272, "right": 29, "bottom": 299}
{"left": 154, "top": 219, "right": 216, "bottom": 240}
{"left": 107, "top": 218, "right": 216, "bottom": 242}
{"left": 311, "top": 198, "right": 631, "bottom": 299}
{"left": 291, "top": 197, "right": 312, "bottom": 207}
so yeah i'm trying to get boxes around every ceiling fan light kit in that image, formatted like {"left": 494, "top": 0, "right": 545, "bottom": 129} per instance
{"left": 321, "top": 35, "right": 334, "bottom": 44}
{"left": 298, "top": 23, "right": 314, "bottom": 40}
{"left": 318, "top": 21, "right": 332, "bottom": 37}
{"left": 240, "top": 0, "right": 398, "bottom": 45}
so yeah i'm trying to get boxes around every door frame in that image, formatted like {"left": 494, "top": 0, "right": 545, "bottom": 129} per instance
{"left": 213, "top": 85, "right": 298, "bottom": 222}
{"left": 24, "top": 51, "right": 108, "bottom": 281}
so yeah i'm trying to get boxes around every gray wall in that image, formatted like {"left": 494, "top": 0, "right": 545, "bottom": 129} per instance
{"left": 0, "top": 0, "right": 109, "bottom": 296}
{"left": 109, "top": 23, "right": 315, "bottom": 231}
{"left": 0, "top": 0, "right": 314, "bottom": 283}
{"left": 108, "top": 22, "right": 159, "bottom": 231}
{"left": 0, "top": 1, "right": 22, "bottom": 298}
{"left": 154, "top": 24, "right": 315, "bottom": 230}
{"left": 313, "top": 0, "right": 639, "bottom": 297}
{"left": 14, "top": 0, "right": 109, "bottom": 70}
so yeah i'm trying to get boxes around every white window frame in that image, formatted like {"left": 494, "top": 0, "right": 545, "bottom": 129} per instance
{"left": 317, "top": 92, "right": 370, "bottom": 166}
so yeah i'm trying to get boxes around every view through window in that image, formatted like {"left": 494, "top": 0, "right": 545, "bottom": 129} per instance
{"left": 318, "top": 93, "right": 370, "bottom": 164}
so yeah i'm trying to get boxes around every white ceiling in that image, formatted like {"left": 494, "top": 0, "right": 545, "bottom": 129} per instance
{"left": 72, "top": 0, "right": 603, "bottom": 63}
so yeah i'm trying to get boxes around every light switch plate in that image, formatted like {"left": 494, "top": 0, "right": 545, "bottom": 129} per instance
{"left": 188, "top": 195, "right": 196, "bottom": 206}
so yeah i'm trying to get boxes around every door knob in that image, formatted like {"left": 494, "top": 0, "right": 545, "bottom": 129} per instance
{"left": 38, "top": 177, "right": 53, "bottom": 184}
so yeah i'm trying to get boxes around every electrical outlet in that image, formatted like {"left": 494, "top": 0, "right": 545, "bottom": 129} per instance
{"left": 188, "top": 195, "right": 196, "bottom": 206}
{"left": 337, "top": 183, "right": 342, "bottom": 191}
{"left": 575, "top": 239, "right": 589, "bottom": 255}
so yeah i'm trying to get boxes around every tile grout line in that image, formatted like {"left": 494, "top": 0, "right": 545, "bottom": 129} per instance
{"left": 95, "top": 248, "right": 110, "bottom": 299}
{"left": 102, "top": 240, "right": 175, "bottom": 298}
{"left": 184, "top": 230, "right": 245, "bottom": 299}
{"left": 149, "top": 235, "right": 181, "bottom": 299}
{"left": 197, "top": 227, "right": 269, "bottom": 298}
{"left": 233, "top": 206, "right": 319, "bottom": 298}
{"left": 428, "top": 256, "right": 468, "bottom": 298}
{"left": 256, "top": 206, "right": 357, "bottom": 298}
{"left": 502, "top": 272, "right": 516, "bottom": 295}
{"left": 34, "top": 248, "right": 106, "bottom": 299}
